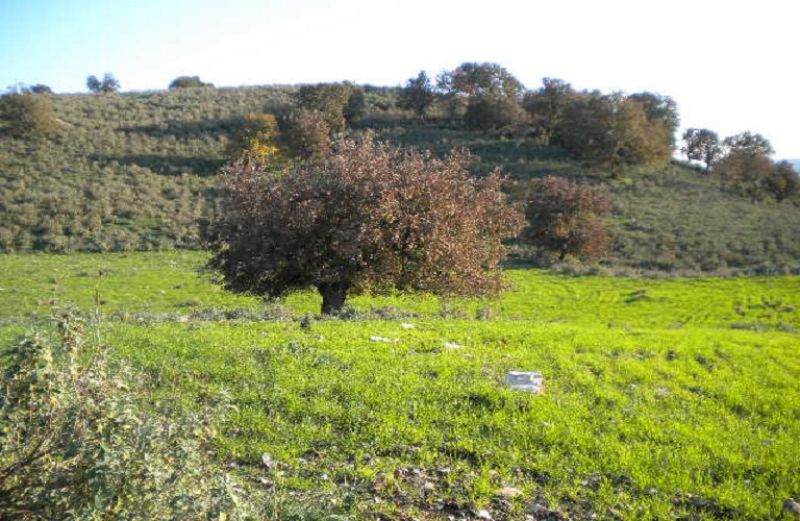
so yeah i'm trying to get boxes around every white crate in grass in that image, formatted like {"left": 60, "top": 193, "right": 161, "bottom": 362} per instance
{"left": 506, "top": 371, "right": 545, "bottom": 394}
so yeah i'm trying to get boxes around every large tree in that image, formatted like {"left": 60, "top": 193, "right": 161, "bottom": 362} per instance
{"left": 682, "top": 128, "right": 722, "bottom": 173}
{"left": 438, "top": 62, "right": 524, "bottom": 100}
{"left": 207, "top": 137, "right": 524, "bottom": 314}
{"left": 557, "top": 93, "right": 672, "bottom": 175}
{"left": 522, "top": 78, "right": 576, "bottom": 145}
{"left": 628, "top": 92, "right": 679, "bottom": 148}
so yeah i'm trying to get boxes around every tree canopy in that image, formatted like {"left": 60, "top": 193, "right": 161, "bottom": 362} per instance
{"left": 523, "top": 176, "right": 611, "bottom": 262}
{"left": 86, "top": 73, "right": 120, "bottom": 93}
{"left": 169, "top": 76, "right": 214, "bottom": 89}
{"left": 397, "top": 71, "right": 436, "bottom": 120}
{"left": 557, "top": 93, "right": 672, "bottom": 174}
{"left": 207, "top": 137, "right": 524, "bottom": 314}
{"left": 682, "top": 128, "right": 722, "bottom": 173}
{"left": 438, "top": 62, "right": 525, "bottom": 100}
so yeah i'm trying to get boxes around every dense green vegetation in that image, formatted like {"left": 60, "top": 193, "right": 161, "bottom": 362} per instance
{"left": 1, "top": 252, "right": 798, "bottom": 520}
{"left": 1, "top": 82, "right": 798, "bottom": 273}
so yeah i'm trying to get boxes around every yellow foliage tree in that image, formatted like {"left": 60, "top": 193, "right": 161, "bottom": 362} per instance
{"left": 226, "top": 113, "right": 282, "bottom": 162}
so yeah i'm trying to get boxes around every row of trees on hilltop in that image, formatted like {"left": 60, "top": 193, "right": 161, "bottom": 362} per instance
{"left": 682, "top": 129, "right": 797, "bottom": 202}
{"left": 396, "top": 62, "right": 797, "bottom": 199}
{"left": 398, "top": 65, "right": 677, "bottom": 175}
{"left": 3, "top": 73, "right": 215, "bottom": 97}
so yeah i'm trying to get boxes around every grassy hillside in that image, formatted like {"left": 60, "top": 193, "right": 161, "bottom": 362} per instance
{"left": 1, "top": 252, "right": 798, "bottom": 520}
{"left": 1, "top": 86, "right": 799, "bottom": 273}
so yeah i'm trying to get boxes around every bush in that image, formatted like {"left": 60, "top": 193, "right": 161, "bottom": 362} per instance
{"left": 764, "top": 161, "right": 799, "bottom": 202}
{"left": 397, "top": 71, "right": 436, "bottom": 120}
{"left": 294, "top": 83, "right": 364, "bottom": 132}
{"left": 0, "top": 91, "right": 58, "bottom": 137}
{"left": 207, "top": 136, "right": 524, "bottom": 314}
{"left": 28, "top": 84, "right": 53, "bottom": 94}
{"left": 169, "top": 75, "right": 214, "bottom": 89}
{"left": 0, "top": 311, "right": 257, "bottom": 519}
{"left": 226, "top": 112, "right": 282, "bottom": 162}
{"left": 464, "top": 96, "right": 530, "bottom": 133}
{"left": 282, "top": 109, "right": 333, "bottom": 160}
{"left": 716, "top": 150, "right": 774, "bottom": 201}
{"left": 523, "top": 176, "right": 611, "bottom": 262}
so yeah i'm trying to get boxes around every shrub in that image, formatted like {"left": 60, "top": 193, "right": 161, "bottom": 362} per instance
{"left": 169, "top": 75, "right": 214, "bottom": 89}
{"left": 523, "top": 176, "right": 611, "bottom": 262}
{"left": 281, "top": 109, "right": 333, "bottom": 160}
{"left": 226, "top": 112, "right": 282, "bottom": 162}
{"left": 294, "top": 82, "right": 363, "bottom": 132}
{"left": 464, "top": 96, "right": 530, "bottom": 133}
{"left": 716, "top": 149, "right": 774, "bottom": 201}
{"left": 398, "top": 71, "right": 436, "bottom": 120}
{"left": 0, "top": 311, "right": 256, "bottom": 519}
{"left": 764, "top": 161, "right": 799, "bottom": 202}
{"left": 0, "top": 91, "right": 58, "bottom": 137}
{"left": 207, "top": 136, "right": 524, "bottom": 314}
{"left": 28, "top": 84, "right": 53, "bottom": 94}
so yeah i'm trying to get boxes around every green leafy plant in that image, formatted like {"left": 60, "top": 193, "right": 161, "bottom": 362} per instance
{"left": 0, "top": 310, "right": 257, "bottom": 520}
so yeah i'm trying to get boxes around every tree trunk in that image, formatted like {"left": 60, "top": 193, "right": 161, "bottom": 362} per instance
{"left": 318, "top": 282, "right": 349, "bottom": 315}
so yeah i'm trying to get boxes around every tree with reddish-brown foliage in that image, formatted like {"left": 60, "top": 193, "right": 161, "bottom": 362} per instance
{"left": 207, "top": 136, "right": 524, "bottom": 314}
{"left": 523, "top": 176, "right": 611, "bottom": 262}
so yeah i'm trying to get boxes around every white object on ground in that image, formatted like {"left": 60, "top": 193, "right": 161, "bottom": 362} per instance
{"left": 498, "top": 486, "right": 522, "bottom": 498}
{"left": 444, "top": 342, "right": 464, "bottom": 349}
{"left": 370, "top": 335, "right": 400, "bottom": 343}
{"left": 506, "top": 371, "right": 545, "bottom": 394}
{"left": 401, "top": 323, "right": 415, "bottom": 329}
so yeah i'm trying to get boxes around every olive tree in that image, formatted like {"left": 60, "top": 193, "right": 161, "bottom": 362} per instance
{"left": 207, "top": 137, "right": 524, "bottom": 314}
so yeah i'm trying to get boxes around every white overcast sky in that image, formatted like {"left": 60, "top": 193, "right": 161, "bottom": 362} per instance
{"left": 1, "top": 0, "right": 798, "bottom": 157}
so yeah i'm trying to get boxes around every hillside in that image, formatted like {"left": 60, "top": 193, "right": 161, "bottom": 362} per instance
{"left": 1, "top": 86, "right": 799, "bottom": 273}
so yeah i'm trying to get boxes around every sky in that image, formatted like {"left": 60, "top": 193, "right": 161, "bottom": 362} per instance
{"left": 1, "top": 0, "right": 798, "bottom": 158}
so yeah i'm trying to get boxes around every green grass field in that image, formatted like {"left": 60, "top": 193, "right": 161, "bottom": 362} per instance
{"left": 1, "top": 252, "right": 799, "bottom": 520}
